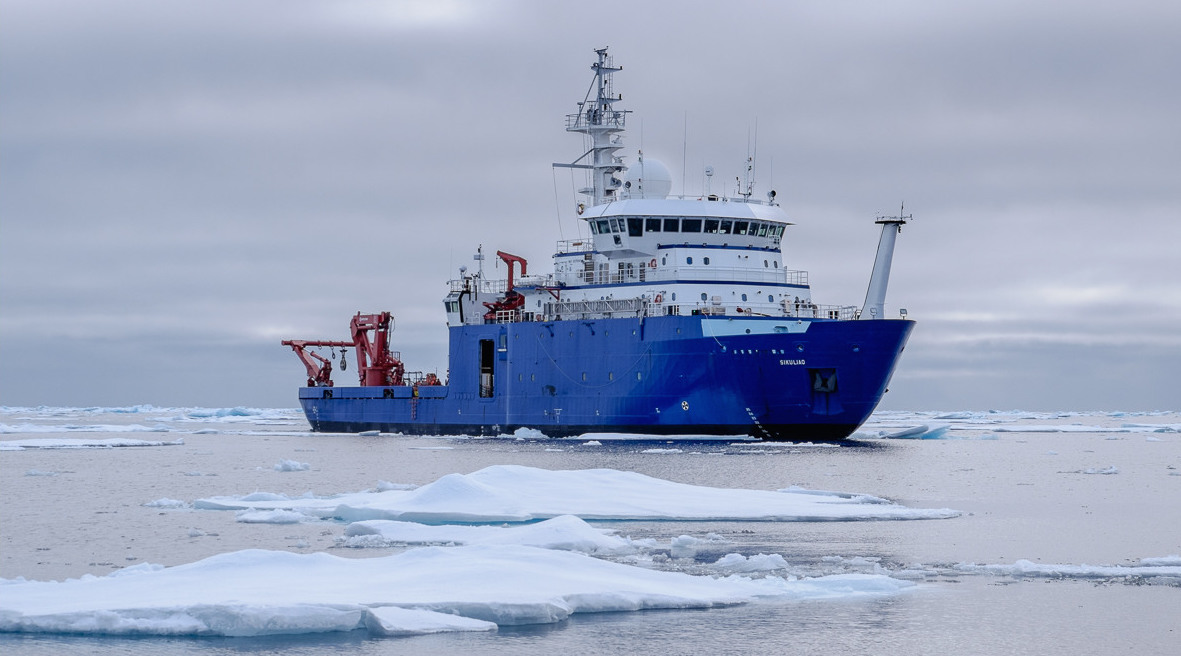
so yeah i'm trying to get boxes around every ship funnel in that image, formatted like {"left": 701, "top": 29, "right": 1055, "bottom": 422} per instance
{"left": 860, "top": 206, "right": 911, "bottom": 319}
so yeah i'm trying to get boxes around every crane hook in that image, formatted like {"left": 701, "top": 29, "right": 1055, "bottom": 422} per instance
{"left": 340, "top": 349, "right": 348, "bottom": 371}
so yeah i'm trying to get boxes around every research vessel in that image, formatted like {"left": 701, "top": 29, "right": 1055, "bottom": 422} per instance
{"left": 282, "top": 48, "right": 914, "bottom": 440}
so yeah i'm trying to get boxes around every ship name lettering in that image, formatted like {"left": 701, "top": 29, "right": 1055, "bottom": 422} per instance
{"left": 779, "top": 359, "right": 806, "bottom": 366}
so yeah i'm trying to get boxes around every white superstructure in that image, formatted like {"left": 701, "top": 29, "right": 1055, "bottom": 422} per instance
{"left": 443, "top": 47, "right": 904, "bottom": 328}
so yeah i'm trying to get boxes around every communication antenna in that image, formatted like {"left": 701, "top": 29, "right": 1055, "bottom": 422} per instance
{"left": 704, "top": 165, "right": 714, "bottom": 196}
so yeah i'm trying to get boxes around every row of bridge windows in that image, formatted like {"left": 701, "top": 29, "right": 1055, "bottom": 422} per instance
{"left": 591, "top": 217, "right": 785, "bottom": 239}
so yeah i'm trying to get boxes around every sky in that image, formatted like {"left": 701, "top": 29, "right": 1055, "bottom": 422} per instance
{"left": 2, "top": 0, "right": 1178, "bottom": 410}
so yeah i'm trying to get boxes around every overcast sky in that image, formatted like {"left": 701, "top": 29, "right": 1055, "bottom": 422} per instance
{"left": 2, "top": 0, "right": 1178, "bottom": 411}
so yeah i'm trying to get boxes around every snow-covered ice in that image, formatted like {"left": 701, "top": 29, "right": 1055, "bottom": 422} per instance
{"left": 193, "top": 465, "right": 960, "bottom": 523}
{"left": 339, "top": 515, "right": 637, "bottom": 554}
{"left": 0, "top": 546, "right": 914, "bottom": 637}
{"left": 955, "top": 558, "right": 1181, "bottom": 582}
{"left": 0, "top": 437, "right": 183, "bottom": 450}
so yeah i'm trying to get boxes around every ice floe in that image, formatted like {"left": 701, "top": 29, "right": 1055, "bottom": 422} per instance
{"left": 273, "top": 459, "right": 311, "bottom": 472}
{"left": 192, "top": 465, "right": 960, "bottom": 523}
{"left": 955, "top": 558, "right": 1181, "bottom": 583}
{"left": 0, "top": 437, "right": 184, "bottom": 450}
{"left": 0, "top": 546, "right": 915, "bottom": 637}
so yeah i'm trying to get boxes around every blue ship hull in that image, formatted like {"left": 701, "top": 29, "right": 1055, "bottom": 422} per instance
{"left": 297, "top": 315, "right": 913, "bottom": 440}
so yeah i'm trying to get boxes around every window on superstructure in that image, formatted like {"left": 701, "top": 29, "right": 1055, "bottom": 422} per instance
{"left": 597, "top": 220, "right": 609, "bottom": 234}
{"left": 704, "top": 219, "right": 719, "bottom": 233}
{"left": 663, "top": 218, "right": 679, "bottom": 232}
{"left": 645, "top": 218, "right": 661, "bottom": 232}
{"left": 610, "top": 218, "right": 620, "bottom": 233}
{"left": 758, "top": 223, "right": 769, "bottom": 237}
{"left": 627, "top": 218, "right": 643, "bottom": 237}
{"left": 734, "top": 221, "right": 749, "bottom": 235}
{"left": 681, "top": 219, "right": 702, "bottom": 232}
{"left": 719, "top": 220, "right": 732, "bottom": 234}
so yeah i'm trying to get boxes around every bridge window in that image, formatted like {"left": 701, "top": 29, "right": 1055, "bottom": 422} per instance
{"left": 734, "top": 221, "right": 749, "bottom": 235}
{"left": 645, "top": 218, "right": 661, "bottom": 232}
{"left": 627, "top": 218, "right": 643, "bottom": 237}
{"left": 704, "top": 219, "right": 719, "bottom": 233}
{"left": 596, "top": 219, "right": 609, "bottom": 234}
{"left": 719, "top": 220, "right": 732, "bottom": 234}
{"left": 681, "top": 218, "right": 702, "bottom": 232}
{"left": 758, "top": 223, "right": 769, "bottom": 237}
{"left": 663, "top": 218, "right": 679, "bottom": 232}
{"left": 609, "top": 218, "right": 620, "bottom": 232}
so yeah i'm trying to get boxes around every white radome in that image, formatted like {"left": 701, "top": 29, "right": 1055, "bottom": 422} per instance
{"left": 623, "top": 157, "right": 673, "bottom": 199}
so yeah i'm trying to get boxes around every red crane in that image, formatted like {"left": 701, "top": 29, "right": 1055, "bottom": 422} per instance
{"left": 281, "top": 312, "right": 405, "bottom": 387}
{"left": 483, "top": 251, "right": 528, "bottom": 321}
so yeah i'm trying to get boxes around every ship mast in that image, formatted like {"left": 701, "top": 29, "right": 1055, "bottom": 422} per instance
{"left": 556, "top": 47, "right": 630, "bottom": 207}
{"left": 860, "top": 205, "right": 911, "bottom": 319}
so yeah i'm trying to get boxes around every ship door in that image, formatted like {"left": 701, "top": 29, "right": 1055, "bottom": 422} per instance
{"left": 479, "top": 339, "right": 495, "bottom": 398}
{"left": 809, "top": 368, "right": 843, "bottom": 415}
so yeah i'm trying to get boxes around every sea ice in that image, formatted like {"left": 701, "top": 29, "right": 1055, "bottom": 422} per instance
{"left": 192, "top": 465, "right": 960, "bottom": 523}
{"left": 273, "top": 459, "right": 310, "bottom": 472}
{"left": 0, "top": 437, "right": 183, "bottom": 449}
{"left": 339, "top": 515, "right": 637, "bottom": 555}
{"left": 0, "top": 546, "right": 915, "bottom": 637}
{"left": 955, "top": 558, "right": 1181, "bottom": 582}
{"left": 236, "top": 509, "right": 308, "bottom": 524}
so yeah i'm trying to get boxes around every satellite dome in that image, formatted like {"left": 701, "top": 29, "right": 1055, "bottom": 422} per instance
{"left": 622, "top": 156, "right": 673, "bottom": 200}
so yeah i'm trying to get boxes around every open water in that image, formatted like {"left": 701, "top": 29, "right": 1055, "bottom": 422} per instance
{"left": 1, "top": 407, "right": 1178, "bottom": 655}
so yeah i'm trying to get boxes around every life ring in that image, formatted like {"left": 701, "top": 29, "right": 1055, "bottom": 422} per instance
{"left": 649, "top": 258, "right": 657, "bottom": 268}
{"left": 576, "top": 203, "right": 585, "bottom": 215}
{"left": 654, "top": 293, "right": 663, "bottom": 303}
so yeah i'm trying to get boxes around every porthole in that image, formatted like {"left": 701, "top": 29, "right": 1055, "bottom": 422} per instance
{"left": 764, "top": 260, "right": 769, "bottom": 267}
{"left": 704, "top": 256, "right": 710, "bottom": 265}
{"left": 701, "top": 293, "right": 707, "bottom": 301}
{"left": 741, "top": 293, "right": 748, "bottom": 301}
{"left": 686, "top": 256, "right": 693, "bottom": 265}
{"left": 768, "top": 295, "right": 773, "bottom": 303}
{"left": 672, "top": 292, "right": 677, "bottom": 301}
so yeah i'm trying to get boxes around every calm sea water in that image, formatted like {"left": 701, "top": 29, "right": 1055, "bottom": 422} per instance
{"left": 2, "top": 408, "right": 1178, "bottom": 655}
